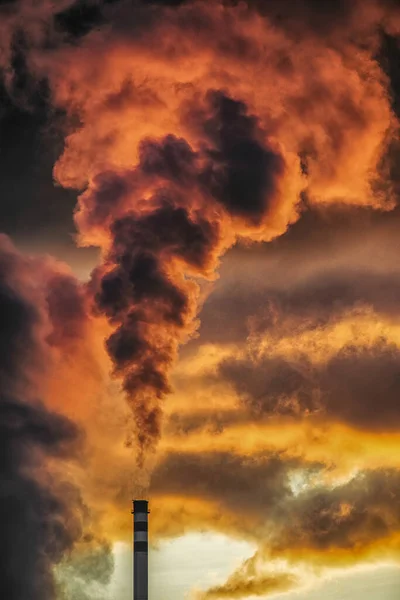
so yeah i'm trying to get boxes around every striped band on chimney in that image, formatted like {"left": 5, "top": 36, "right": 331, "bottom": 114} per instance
{"left": 132, "top": 500, "right": 149, "bottom": 600}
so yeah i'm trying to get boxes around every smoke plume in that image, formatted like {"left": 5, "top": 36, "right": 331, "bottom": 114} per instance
{"left": 2, "top": 0, "right": 400, "bottom": 597}
{"left": 81, "top": 89, "right": 300, "bottom": 459}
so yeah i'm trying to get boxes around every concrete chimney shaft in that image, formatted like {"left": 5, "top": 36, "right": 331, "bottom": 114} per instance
{"left": 132, "top": 500, "right": 149, "bottom": 600}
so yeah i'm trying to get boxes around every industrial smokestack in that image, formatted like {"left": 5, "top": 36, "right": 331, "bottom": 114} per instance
{"left": 132, "top": 499, "right": 149, "bottom": 600}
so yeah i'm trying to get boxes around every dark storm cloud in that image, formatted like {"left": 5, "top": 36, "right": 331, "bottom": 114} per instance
{"left": 151, "top": 451, "right": 298, "bottom": 518}
{"left": 1, "top": 399, "right": 83, "bottom": 600}
{"left": 0, "top": 19, "right": 98, "bottom": 267}
{"left": 274, "top": 468, "right": 400, "bottom": 555}
{"left": 320, "top": 342, "right": 400, "bottom": 430}
{"left": 219, "top": 355, "right": 316, "bottom": 417}
{"left": 193, "top": 210, "right": 400, "bottom": 434}
{"left": 218, "top": 339, "right": 400, "bottom": 431}
{"left": 191, "top": 204, "right": 400, "bottom": 346}
{"left": 0, "top": 239, "right": 85, "bottom": 600}
{"left": 0, "top": 68, "right": 90, "bottom": 260}
{"left": 198, "top": 466, "right": 400, "bottom": 593}
{"left": 261, "top": 269, "right": 400, "bottom": 326}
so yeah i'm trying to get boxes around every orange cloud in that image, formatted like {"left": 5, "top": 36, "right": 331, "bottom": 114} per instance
{"left": 28, "top": 0, "right": 399, "bottom": 464}
{"left": 3, "top": 2, "right": 400, "bottom": 597}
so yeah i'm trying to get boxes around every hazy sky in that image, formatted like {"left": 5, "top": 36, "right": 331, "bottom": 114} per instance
{"left": 111, "top": 535, "right": 400, "bottom": 600}
{"left": 2, "top": 1, "right": 400, "bottom": 600}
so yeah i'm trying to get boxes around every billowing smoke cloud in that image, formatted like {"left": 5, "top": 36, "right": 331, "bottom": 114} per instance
{"left": 30, "top": 0, "right": 398, "bottom": 466}
{"left": 1, "top": 0, "right": 399, "bottom": 464}
{"left": 0, "top": 236, "right": 116, "bottom": 600}
{"left": 57, "top": 538, "right": 115, "bottom": 600}
{"left": 2, "top": 0, "right": 400, "bottom": 597}
{"left": 81, "top": 89, "right": 298, "bottom": 459}
{"left": 0, "top": 236, "right": 84, "bottom": 600}
{"left": 1, "top": 399, "right": 81, "bottom": 600}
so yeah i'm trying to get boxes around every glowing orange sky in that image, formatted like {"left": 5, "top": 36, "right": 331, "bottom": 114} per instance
{"left": 2, "top": 1, "right": 400, "bottom": 599}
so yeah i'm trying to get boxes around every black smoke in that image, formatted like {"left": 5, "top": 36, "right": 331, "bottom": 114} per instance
{"left": 87, "top": 89, "right": 285, "bottom": 455}
{"left": 0, "top": 241, "right": 84, "bottom": 600}
{"left": 191, "top": 90, "right": 285, "bottom": 223}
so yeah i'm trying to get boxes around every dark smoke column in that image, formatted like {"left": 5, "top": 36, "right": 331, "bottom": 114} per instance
{"left": 132, "top": 500, "right": 149, "bottom": 600}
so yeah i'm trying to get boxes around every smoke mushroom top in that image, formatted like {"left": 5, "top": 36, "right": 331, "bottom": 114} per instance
{"left": 2, "top": 0, "right": 400, "bottom": 599}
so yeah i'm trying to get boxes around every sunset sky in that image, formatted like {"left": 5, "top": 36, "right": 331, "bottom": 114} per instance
{"left": 2, "top": 1, "right": 400, "bottom": 599}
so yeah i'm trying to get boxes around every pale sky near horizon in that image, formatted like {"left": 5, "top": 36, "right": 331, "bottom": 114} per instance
{"left": 107, "top": 534, "right": 400, "bottom": 600}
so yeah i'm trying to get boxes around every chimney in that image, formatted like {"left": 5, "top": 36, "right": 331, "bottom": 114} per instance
{"left": 132, "top": 499, "right": 149, "bottom": 600}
